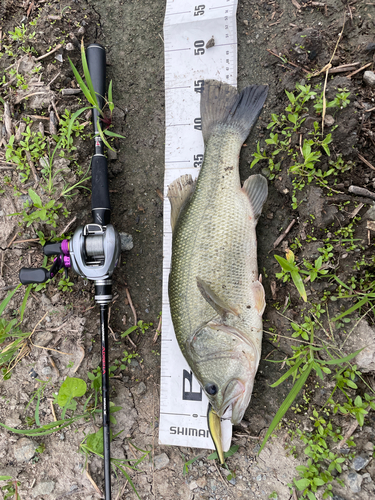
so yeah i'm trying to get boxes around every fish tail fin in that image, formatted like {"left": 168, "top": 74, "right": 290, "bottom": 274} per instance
{"left": 201, "top": 80, "right": 268, "bottom": 143}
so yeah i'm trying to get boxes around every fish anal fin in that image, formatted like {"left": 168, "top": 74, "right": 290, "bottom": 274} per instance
{"left": 167, "top": 174, "right": 196, "bottom": 232}
{"left": 196, "top": 277, "right": 240, "bottom": 317}
{"left": 251, "top": 280, "right": 266, "bottom": 316}
{"left": 242, "top": 174, "right": 268, "bottom": 224}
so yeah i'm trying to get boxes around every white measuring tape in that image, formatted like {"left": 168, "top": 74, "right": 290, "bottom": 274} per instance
{"left": 159, "top": 0, "right": 239, "bottom": 450}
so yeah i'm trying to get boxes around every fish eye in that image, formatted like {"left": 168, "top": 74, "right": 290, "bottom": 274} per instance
{"left": 205, "top": 383, "right": 218, "bottom": 396}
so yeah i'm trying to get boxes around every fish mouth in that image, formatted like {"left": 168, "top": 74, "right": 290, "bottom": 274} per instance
{"left": 217, "top": 379, "right": 245, "bottom": 420}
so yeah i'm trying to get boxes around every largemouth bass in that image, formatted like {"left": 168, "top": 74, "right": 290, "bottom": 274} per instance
{"left": 168, "top": 80, "right": 268, "bottom": 462}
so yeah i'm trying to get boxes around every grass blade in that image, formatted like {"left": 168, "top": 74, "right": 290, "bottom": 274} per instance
{"left": 104, "top": 129, "right": 126, "bottom": 139}
{"left": 19, "top": 284, "right": 32, "bottom": 322}
{"left": 332, "top": 296, "right": 368, "bottom": 321}
{"left": 270, "top": 357, "right": 304, "bottom": 388}
{"left": 115, "top": 464, "right": 141, "bottom": 499}
{"left": 0, "top": 285, "right": 21, "bottom": 316}
{"left": 97, "top": 119, "right": 114, "bottom": 151}
{"left": 81, "top": 41, "right": 99, "bottom": 111}
{"left": 324, "top": 348, "right": 364, "bottom": 365}
{"left": 68, "top": 57, "right": 96, "bottom": 107}
{"left": 291, "top": 270, "right": 307, "bottom": 302}
{"left": 259, "top": 363, "right": 313, "bottom": 454}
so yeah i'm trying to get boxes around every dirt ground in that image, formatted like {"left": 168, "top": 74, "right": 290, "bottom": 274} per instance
{"left": 1, "top": 0, "right": 375, "bottom": 499}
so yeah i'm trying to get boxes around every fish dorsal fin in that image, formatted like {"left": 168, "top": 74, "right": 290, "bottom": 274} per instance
{"left": 242, "top": 174, "right": 268, "bottom": 224}
{"left": 196, "top": 277, "right": 240, "bottom": 317}
{"left": 167, "top": 174, "right": 196, "bottom": 232}
{"left": 251, "top": 280, "right": 266, "bottom": 316}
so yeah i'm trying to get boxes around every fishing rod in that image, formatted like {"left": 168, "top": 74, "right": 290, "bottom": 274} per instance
{"left": 19, "top": 43, "right": 120, "bottom": 500}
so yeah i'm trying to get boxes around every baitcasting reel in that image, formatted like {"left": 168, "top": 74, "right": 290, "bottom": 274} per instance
{"left": 19, "top": 223, "right": 121, "bottom": 305}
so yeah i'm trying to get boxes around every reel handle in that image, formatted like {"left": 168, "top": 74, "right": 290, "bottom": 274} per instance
{"left": 19, "top": 267, "right": 50, "bottom": 285}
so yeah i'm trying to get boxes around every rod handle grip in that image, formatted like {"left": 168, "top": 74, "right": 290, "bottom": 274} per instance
{"left": 91, "top": 154, "right": 111, "bottom": 225}
{"left": 86, "top": 43, "right": 106, "bottom": 131}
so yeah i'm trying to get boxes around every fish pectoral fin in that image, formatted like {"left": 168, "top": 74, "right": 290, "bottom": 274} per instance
{"left": 167, "top": 174, "right": 196, "bottom": 232}
{"left": 207, "top": 404, "right": 225, "bottom": 465}
{"left": 196, "top": 277, "right": 240, "bottom": 317}
{"left": 251, "top": 280, "right": 266, "bottom": 316}
{"left": 242, "top": 174, "right": 268, "bottom": 225}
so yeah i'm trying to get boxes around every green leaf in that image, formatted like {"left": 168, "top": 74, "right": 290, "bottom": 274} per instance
{"left": 207, "top": 444, "right": 239, "bottom": 460}
{"left": 324, "top": 348, "right": 364, "bottom": 365}
{"left": 295, "top": 477, "right": 310, "bottom": 490}
{"left": 274, "top": 254, "right": 296, "bottom": 273}
{"left": 68, "top": 57, "right": 97, "bottom": 108}
{"left": 108, "top": 80, "right": 114, "bottom": 114}
{"left": 259, "top": 363, "right": 313, "bottom": 454}
{"left": 332, "top": 297, "right": 369, "bottom": 321}
{"left": 291, "top": 270, "right": 307, "bottom": 302}
{"left": 0, "top": 285, "right": 21, "bottom": 317}
{"left": 81, "top": 42, "right": 100, "bottom": 110}
{"left": 19, "top": 284, "right": 32, "bottom": 322}
{"left": 85, "top": 427, "right": 111, "bottom": 455}
{"left": 121, "top": 325, "right": 138, "bottom": 337}
{"left": 97, "top": 120, "right": 113, "bottom": 151}
{"left": 270, "top": 357, "right": 304, "bottom": 388}
{"left": 104, "top": 129, "right": 126, "bottom": 139}
{"left": 66, "top": 106, "right": 91, "bottom": 145}
{"left": 0, "top": 476, "right": 12, "bottom": 480}
{"left": 57, "top": 377, "right": 87, "bottom": 407}
{"left": 28, "top": 188, "right": 42, "bottom": 207}
{"left": 355, "top": 395, "right": 363, "bottom": 407}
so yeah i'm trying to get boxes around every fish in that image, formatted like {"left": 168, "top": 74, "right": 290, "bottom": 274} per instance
{"left": 167, "top": 80, "right": 268, "bottom": 463}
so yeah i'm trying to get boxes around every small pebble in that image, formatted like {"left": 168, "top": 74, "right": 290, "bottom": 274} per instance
{"left": 351, "top": 455, "right": 371, "bottom": 471}
{"left": 41, "top": 366, "right": 52, "bottom": 376}
{"left": 154, "top": 452, "right": 169, "bottom": 470}
{"left": 363, "top": 71, "right": 375, "bottom": 88}
{"left": 65, "top": 43, "right": 75, "bottom": 51}
{"left": 135, "top": 382, "right": 146, "bottom": 396}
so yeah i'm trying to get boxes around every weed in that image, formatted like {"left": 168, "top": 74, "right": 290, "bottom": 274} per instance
{"left": 250, "top": 82, "right": 352, "bottom": 208}
{"left": 58, "top": 276, "right": 74, "bottom": 293}
{"left": 0, "top": 284, "right": 32, "bottom": 379}
{"left": 122, "top": 350, "right": 140, "bottom": 365}
{"left": 0, "top": 477, "right": 21, "bottom": 500}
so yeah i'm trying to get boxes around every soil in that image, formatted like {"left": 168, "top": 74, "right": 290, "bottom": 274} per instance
{"left": 1, "top": 1, "right": 375, "bottom": 500}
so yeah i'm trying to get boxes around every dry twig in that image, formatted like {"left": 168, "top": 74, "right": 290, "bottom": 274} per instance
{"left": 358, "top": 153, "right": 375, "bottom": 171}
{"left": 36, "top": 43, "right": 63, "bottom": 61}
{"left": 126, "top": 287, "right": 137, "bottom": 326}
{"left": 273, "top": 219, "right": 296, "bottom": 249}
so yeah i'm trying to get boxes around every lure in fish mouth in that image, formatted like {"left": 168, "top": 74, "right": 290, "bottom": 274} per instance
{"left": 168, "top": 79, "right": 268, "bottom": 464}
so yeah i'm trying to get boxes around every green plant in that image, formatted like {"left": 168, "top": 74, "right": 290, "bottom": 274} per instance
{"left": 80, "top": 431, "right": 150, "bottom": 500}
{"left": 12, "top": 188, "right": 63, "bottom": 228}
{"left": 58, "top": 276, "right": 74, "bottom": 292}
{"left": 67, "top": 41, "right": 125, "bottom": 150}
{"left": 0, "top": 284, "right": 32, "bottom": 379}
{"left": 121, "top": 320, "right": 153, "bottom": 338}
{"left": 0, "top": 477, "right": 21, "bottom": 500}
{"left": 121, "top": 350, "right": 139, "bottom": 365}
{"left": 8, "top": 24, "right": 35, "bottom": 43}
